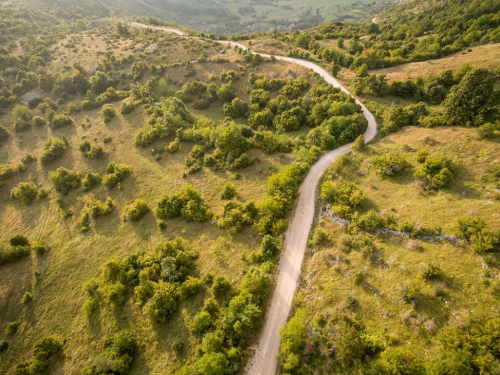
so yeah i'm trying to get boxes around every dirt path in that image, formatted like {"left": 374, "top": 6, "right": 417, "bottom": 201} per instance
{"left": 129, "top": 22, "right": 186, "bottom": 36}
{"left": 217, "top": 41, "right": 378, "bottom": 375}
{"left": 131, "top": 25, "right": 378, "bottom": 375}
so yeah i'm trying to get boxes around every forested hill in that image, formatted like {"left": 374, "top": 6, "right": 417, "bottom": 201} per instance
{"left": 254, "top": 0, "right": 500, "bottom": 71}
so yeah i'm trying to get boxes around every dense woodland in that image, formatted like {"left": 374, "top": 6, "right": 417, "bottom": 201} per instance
{"left": 0, "top": 0, "right": 500, "bottom": 374}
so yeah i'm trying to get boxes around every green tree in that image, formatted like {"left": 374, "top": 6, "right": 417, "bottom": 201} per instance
{"left": 10, "top": 182, "right": 38, "bottom": 204}
{"left": 197, "top": 352, "right": 229, "bottom": 375}
{"left": 144, "top": 282, "right": 180, "bottom": 323}
{"left": 443, "top": 68, "right": 497, "bottom": 126}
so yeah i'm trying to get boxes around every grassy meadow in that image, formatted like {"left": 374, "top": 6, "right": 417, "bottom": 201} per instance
{"left": 0, "top": 24, "right": 315, "bottom": 374}
{"left": 290, "top": 126, "right": 500, "bottom": 372}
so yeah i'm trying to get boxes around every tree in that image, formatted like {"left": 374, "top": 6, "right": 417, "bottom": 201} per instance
{"left": 10, "top": 182, "right": 38, "bottom": 204}
{"left": 260, "top": 235, "right": 279, "bottom": 259}
{"left": 13, "top": 105, "right": 33, "bottom": 121}
{"left": 49, "top": 167, "right": 80, "bottom": 195}
{"left": 221, "top": 183, "right": 237, "bottom": 199}
{"left": 101, "top": 103, "right": 116, "bottom": 123}
{"left": 351, "top": 134, "right": 365, "bottom": 151}
{"left": 279, "top": 310, "right": 307, "bottom": 373}
{"left": 250, "top": 89, "right": 270, "bottom": 107}
{"left": 144, "top": 282, "right": 179, "bottom": 323}
{"left": 0, "top": 125, "right": 9, "bottom": 143}
{"left": 213, "top": 122, "right": 248, "bottom": 158}
{"left": 33, "top": 336, "right": 63, "bottom": 361}
{"left": 40, "top": 137, "right": 66, "bottom": 165}
{"left": 197, "top": 352, "right": 229, "bottom": 375}
{"left": 122, "top": 199, "right": 149, "bottom": 221}
{"left": 331, "top": 63, "right": 341, "bottom": 78}
{"left": 443, "top": 68, "right": 497, "bottom": 126}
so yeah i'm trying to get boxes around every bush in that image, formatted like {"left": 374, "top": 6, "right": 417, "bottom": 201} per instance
{"left": 102, "top": 163, "right": 131, "bottom": 188}
{"left": 120, "top": 99, "right": 136, "bottom": 114}
{"left": 10, "top": 234, "right": 30, "bottom": 247}
{"left": 351, "top": 134, "right": 365, "bottom": 151}
{"left": 123, "top": 199, "right": 149, "bottom": 221}
{"left": 32, "top": 116, "right": 46, "bottom": 127}
{"left": 40, "top": 137, "right": 66, "bottom": 165}
{"left": 49, "top": 167, "right": 80, "bottom": 195}
{"left": 5, "top": 322, "right": 19, "bottom": 336}
{"left": 211, "top": 275, "right": 231, "bottom": 299}
{"left": 22, "top": 291, "right": 33, "bottom": 303}
{"left": 414, "top": 156, "right": 454, "bottom": 190}
{"left": 197, "top": 352, "right": 230, "bottom": 375}
{"left": 83, "top": 194, "right": 114, "bottom": 217}
{"left": 50, "top": 113, "right": 73, "bottom": 129}
{"left": 144, "top": 282, "right": 180, "bottom": 323}
{"left": 260, "top": 235, "right": 279, "bottom": 259}
{"left": 0, "top": 125, "right": 9, "bottom": 143}
{"left": 12, "top": 119, "right": 31, "bottom": 132}
{"left": 79, "top": 141, "right": 104, "bottom": 159}
{"left": 422, "top": 264, "right": 441, "bottom": 280}
{"left": 82, "top": 170, "right": 101, "bottom": 192}
{"left": 101, "top": 103, "right": 116, "bottom": 123}
{"left": 0, "top": 242, "right": 31, "bottom": 265}
{"left": 372, "top": 153, "right": 410, "bottom": 176}
{"left": 13, "top": 105, "right": 33, "bottom": 121}
{"left": 355, "top": 210, "right": 386, "bottom": 230}
{"left": 102, "top": 282, "right": 126, "bottom": 305}
{"left": 477, "top": 123, "right": 497, "bottom": 139}
{"left": 179, "top": 277, "right": 203, "bottom": 300}
{"left": 166, "top": 138, "right": 182, "bottom": 153}
{"left": 156, "top": 184, "right": 212, "bottom": 223}
{"left": 416, "top": 150, "right": 428, "bottom": 163}
{"left": 216, "top": 201, "right": 258, "bottom": 233}
{"left": 455, "top": 216, "right": 499, "bottom": 253}
{"left": 33, "top": 336, "right": 63, "bottom": 361}
{"left": 193, "top": 99, "right": 210, "bottom": 109}
{"left": 10, "top": 181, "right": 38, "bottom": 204}
{"left": 221, "top": 183, "right": 237, "bottom": 199}
{"left": 321, "top": 179, "right": 365, "bottom": 208}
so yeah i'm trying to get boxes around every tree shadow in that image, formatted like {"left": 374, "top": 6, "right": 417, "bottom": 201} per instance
{"left": 127, "top": 212, "right": 158, "bottom": 241}
{"left": 415, "top": 293, "right": 450, "bottom": 326}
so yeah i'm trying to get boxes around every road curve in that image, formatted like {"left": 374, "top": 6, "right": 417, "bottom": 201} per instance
{"left": 129, "top": 24, "right": 377, "bottom": 375}
{"left": 129, "top": 22, "right": 186, "bottom": 36}
{"left": 219, "top": 42, "right": 377, "bottom": 375}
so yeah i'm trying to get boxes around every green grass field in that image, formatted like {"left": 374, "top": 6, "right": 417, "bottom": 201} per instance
{"left": 290, "top": 125, "right": 500, "bottom": 372}
{"left": 0, "top": 24, "right": 315, "bottom": 373}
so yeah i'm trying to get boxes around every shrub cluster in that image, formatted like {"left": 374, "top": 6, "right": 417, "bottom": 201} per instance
{"left": 79, "top": 141, "right": 104, "bottom": 159}
{"left": 122, "top": 199, "right": 149, "bottom": 221}
{"left": 371, "top": 153, "right": 410, "bottom": 176}
{"left": 10, "top": 181, "right": 39, "bottom": 204}
{"left": 15, "top": 336, "right": 63, "bottom": 375}
{"left": 102, "top": 162, "right": 131, "bottom": 188}
{"left": 414, "top": 156, "right": 454, "bottom": 190}
{"left": 257, "top": 163, "right": 307, "bottom": 235}
{"left": 82, "top": 170, "right": 101, "bottom": 192}
{"left": 82, "top": 239, "right": 198, "bottom": 323}
{"left": 156, "top": 184, "right": 212, "bottom": 223}
{"left": 49, "top": 167, "right": 81, "bottom": 195}
{"left": 216, "top": 200, "right": 258, "bottom": 233}
{"left": 50, "top": 113, "right": 73, "bottom": 129}
{"left": 40, "top": 137, "right": 66, "bottom": 165}
{"left": 83, "top": 330, "right": 138, "bottom": 375}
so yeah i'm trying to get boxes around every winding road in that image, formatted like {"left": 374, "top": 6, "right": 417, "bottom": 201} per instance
{"left": 130, "top": 23, "right": 378, "bottom": 375}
